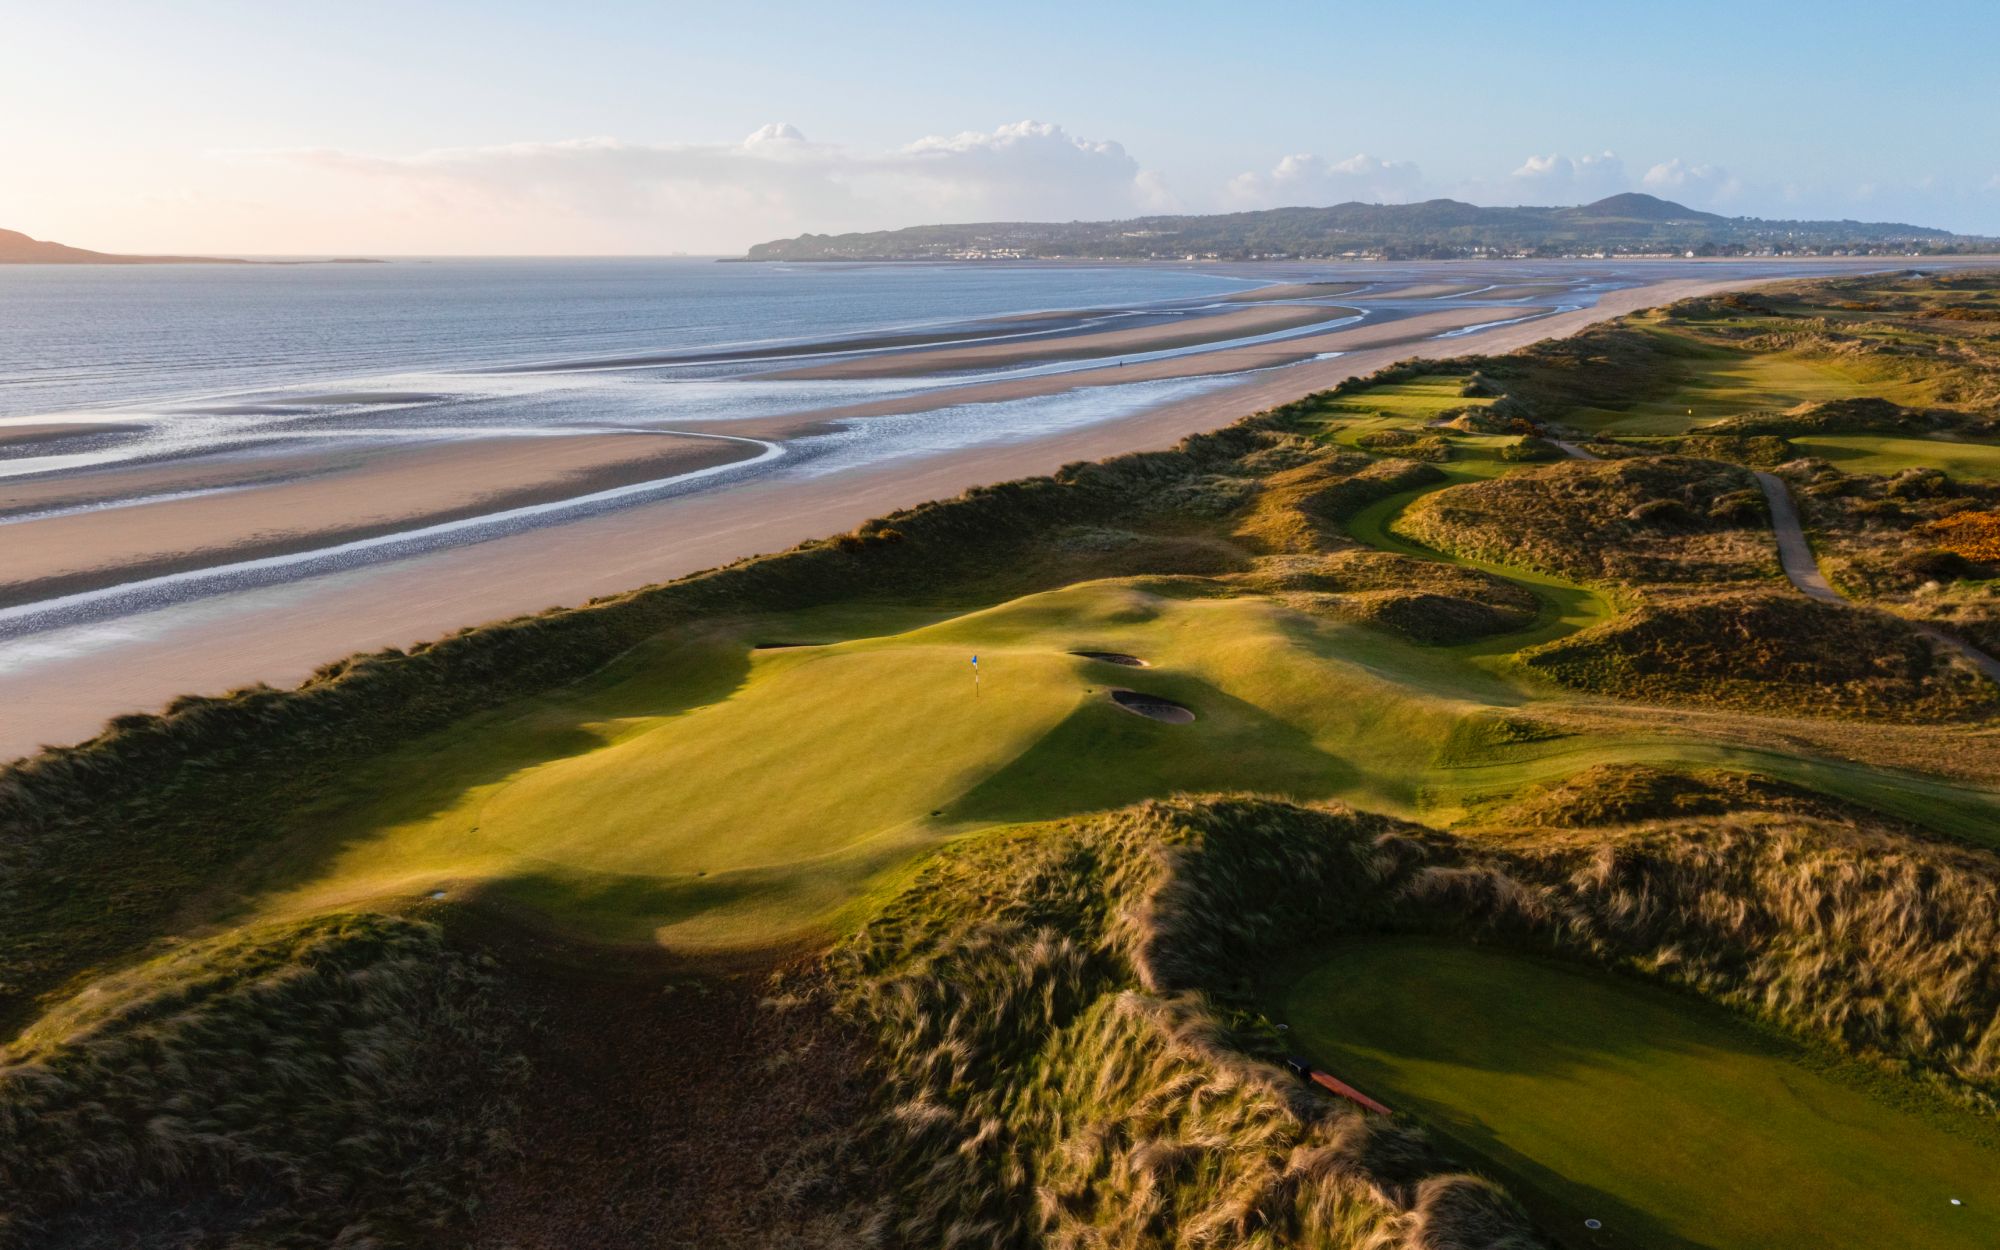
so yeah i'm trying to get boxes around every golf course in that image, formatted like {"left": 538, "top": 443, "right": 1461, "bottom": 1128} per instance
{"left": 7, "top": 270, "right": 2000, "bottom": 1247}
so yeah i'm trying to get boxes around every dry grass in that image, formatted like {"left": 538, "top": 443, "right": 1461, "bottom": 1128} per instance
{"left": 828, "top": 798, "right": 1543, "bottom": 1249}
{"left": 0, "top": 913, "right": 527, "bottom": 1249}
{"left": 1232, "top": 551, "right": 1538, "bottom": 645}
{"left": 1519, "top": 589, "right": 2000, "bottom": 720}
{"left": 1476, "top": 763, "right": 1865, "bottom": 829}
{"left": 1393, "top": 456, "right": 1775, "bottom": 588}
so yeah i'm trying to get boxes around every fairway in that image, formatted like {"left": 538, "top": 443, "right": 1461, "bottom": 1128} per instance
{"left": 1280, "top": 940, "right": 2000, "bottom": 1250}
{"left": 1790, "top": 433, "right": 2000, "bottom": 480}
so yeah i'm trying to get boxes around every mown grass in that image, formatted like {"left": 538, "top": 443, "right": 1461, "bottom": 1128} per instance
{"left": 1792, "top": 432, "right": 2000, "bottom": 480}
{"left": 1281, "top": 939, "right": 2000, "bottom": 1250}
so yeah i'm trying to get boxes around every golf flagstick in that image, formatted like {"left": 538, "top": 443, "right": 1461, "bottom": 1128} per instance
{"left": 972, "top": 654, "right": 979, "bottom": 698}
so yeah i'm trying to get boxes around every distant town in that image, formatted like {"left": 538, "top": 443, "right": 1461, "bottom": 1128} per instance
{"left": 744, "top": 193, "right": 1995, "bottom": 262}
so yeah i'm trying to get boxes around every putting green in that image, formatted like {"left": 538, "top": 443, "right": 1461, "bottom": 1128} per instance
{"left": 257, "top": 584, "right": 1521, "bottom": 945}
{"left": 1281, "top": 940, "right": 2000, "bottom": 1250}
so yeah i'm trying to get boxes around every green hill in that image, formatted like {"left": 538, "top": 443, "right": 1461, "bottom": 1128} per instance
{"left": 743, "top": 193, "right": 1990, "bottom": 261}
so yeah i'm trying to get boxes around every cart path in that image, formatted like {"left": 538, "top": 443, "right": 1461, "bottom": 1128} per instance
{"left": 1755, "top": 470, "right": 2000, "bottom": 683}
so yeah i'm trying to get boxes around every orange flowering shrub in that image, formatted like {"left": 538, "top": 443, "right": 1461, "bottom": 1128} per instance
{"left": 1921, "top": 510, "right": 2000, "bottom": 562}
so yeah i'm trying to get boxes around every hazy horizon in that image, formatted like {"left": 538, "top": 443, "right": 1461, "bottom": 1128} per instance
{"left": 7, "top": 0, "right": 1999, "bottom": 256}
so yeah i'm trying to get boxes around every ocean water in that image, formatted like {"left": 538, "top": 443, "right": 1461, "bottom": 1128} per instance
{"left": 0, "top": 258, "right": 1258, "bottom": 420}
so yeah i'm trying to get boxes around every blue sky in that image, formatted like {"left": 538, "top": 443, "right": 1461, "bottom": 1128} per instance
{"left": 5, "top": 0, "right": 1996, "bottom": 252}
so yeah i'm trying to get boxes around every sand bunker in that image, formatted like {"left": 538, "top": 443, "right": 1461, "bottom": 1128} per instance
{"left": 1109, "top": 689, "right": 1196, "bottom": 723}
{"left": 1071, "top": 650, "right": 1148, "bottom": 667}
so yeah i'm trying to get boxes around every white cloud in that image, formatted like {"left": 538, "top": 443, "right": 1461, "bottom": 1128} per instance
{"left": 1641, "top": 158, "right": 1744, "bottom": 206}
{"left": 893, "top": 120, "right": 1158, "bottom": 220}
{"left": 1224, "top": 152, "right": 1424, "bottom": 209}
{"left": 1507, "top": 150, "right": 1628, "bottom": 201}
{"left": 235, "top": 121, "right": 1173, "bottom": 252}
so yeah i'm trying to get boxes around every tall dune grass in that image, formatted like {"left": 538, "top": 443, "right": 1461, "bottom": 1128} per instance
{"left": 0, "top": 913, "right": 526, "bottom": 1248}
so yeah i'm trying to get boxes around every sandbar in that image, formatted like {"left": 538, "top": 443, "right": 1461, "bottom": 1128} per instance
{"left": 1224, "top": 282, "right": 1370, "bottom": 302}
{"left": 761, "top": 303, "right": 1356, "bottom": 380}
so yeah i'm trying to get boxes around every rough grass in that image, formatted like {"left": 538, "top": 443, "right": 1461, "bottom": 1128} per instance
{"left": 1393, "top": 456, "right": 1774, "bottom": 587}
{"left": 1520, "top": 590, "right": 2000, "bottom": 720}
{"left": 826, "top": 789, "right": 2000, "bottom": 1246}
{"left": 827, "top": 797, "right": 1543, "bottom": 1249}
{"left": 0, "top": 913, "right": 527, "bottom": 1249}
{"left": 1477, "top": 762, "right": 1865, "bottom": 829}
{"left": 1235, "top": 551, "right": 1539, "bottom": 645}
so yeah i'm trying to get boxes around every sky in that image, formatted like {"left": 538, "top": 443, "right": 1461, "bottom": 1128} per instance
{"left": 4, "top": 0, "right": 1997, "bottom": 254}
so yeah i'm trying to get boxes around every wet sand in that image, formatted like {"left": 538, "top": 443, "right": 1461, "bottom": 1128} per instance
{"left": 0, "top": 422, "right": 148, "bottom": 449}
{"left": 1363, "top": 282, "right": 1492, "bottom": 299}
{"left": 1463, "top": 283, "right": 1578, "bottom": 301}
{"left": 0, "top": 273, "right": 1747, "bottom": 760}
{"left": 761, "top": 302, "right": 1354, "bottom": 379}
{"left": 755, "top": 306, "right": 1527, "bottom": 428}
{"left": 1224, "top": 281, "right": 1371, "bottom": 302}
{"left": 0, "top": 433, "right": 758, "bottom": 606}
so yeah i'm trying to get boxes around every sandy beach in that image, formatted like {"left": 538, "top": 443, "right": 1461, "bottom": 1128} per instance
{"left": 0, "top": 269, "right": 1765, "bottom": 759}
{"left": 0, "top": 432, "right": 759, "bottom": 606}
{"left": 761, "top": 302, "right": 1354, "bottom": 379}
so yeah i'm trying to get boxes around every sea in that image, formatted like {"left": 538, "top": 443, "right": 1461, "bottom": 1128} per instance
{"left": 0, "top": 258, "right": 1260, "bottom": 421}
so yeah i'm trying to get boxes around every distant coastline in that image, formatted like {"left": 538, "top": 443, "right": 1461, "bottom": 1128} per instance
{"left": 741, "top": 193, "right": 2000, "bottom": 263}
{"left": 0, "top": 228, "right": 384, "bottom": 265}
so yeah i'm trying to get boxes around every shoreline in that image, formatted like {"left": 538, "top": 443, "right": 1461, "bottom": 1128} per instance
{"left": 0, "top": 433, "right": 762, "bottom": 609}
{"left": 0, "top": 268, "right": 1798, "bottom": 761}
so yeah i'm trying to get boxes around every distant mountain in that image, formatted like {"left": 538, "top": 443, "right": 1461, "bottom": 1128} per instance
{"left": 0, "top": 228, "right": 246, "bottom": 265}
{"left": 744, "top": 194, "right": 1993, "bottom": 262}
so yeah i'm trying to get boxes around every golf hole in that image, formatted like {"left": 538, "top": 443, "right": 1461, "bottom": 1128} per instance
{"left": 1584, "top": 1219, "right": 1602, "bottom": 1230}
{"left": 1109, "top": 689, "right": 1196, "bottom": 724}
{"left": 1072, "top": 650, "right": 1148, "bottom": 667}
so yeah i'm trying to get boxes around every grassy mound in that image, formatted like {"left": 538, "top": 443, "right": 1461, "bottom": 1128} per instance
{"left": 827, "top": 791, "right": 2000, "bottom": 1244}
{"left": 1239, "top": 551, "right": 1539, "bottom": 645}
{"left": 829, "top": 797, "right": 1542, "bottom": 1249}
{"left": 1393, "top": 456, "right": 1773, "bottom": 587}
{"left": 1520, "top": 591, "right": 1999, "bottom": 719}
{"left": 1702, "top": 396, "right": 1982, "bottom": 438}
{"left": 0, "top": 914, "right": 526, "bottom": 1249}
{"left": 1480, "top": 762, "right": 1864, "bottom": 828}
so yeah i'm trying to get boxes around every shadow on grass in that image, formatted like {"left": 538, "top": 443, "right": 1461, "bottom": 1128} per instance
{"left": 1281, "top": 937, "right": 2000, "bottom": 1250}
{"left": 947, "top": 673, "right": 1358, "bottom": 825}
